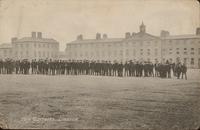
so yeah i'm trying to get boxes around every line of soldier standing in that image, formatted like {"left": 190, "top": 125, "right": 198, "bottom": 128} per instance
{"left": 0, "top": 58, "right": 187, "bottom": 79}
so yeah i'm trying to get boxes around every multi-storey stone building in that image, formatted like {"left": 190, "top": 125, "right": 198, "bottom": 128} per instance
{"left": 161, "top": 29, "right": 200, "bottom": 68}
{"left": 66, "top": 23, "right": 200, "bottom": 68}
{"left": 0, "top": 32, "right": 59, "bottom": 60}
{"left": 66, "top": 23, "right": 162, "bottom": 63}
{"left": 0, "top": 43, "right": 12, "bottom": 59}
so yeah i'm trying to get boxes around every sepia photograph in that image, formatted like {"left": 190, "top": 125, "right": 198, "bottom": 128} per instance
{"left": 0, "top": 0, "right": 200, "bottom": 129}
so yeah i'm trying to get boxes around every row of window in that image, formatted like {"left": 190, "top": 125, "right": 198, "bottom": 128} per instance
{"left": 165, "top": 48, "right": 196, "bottom": 51}
{"left": 67, "top": 41, "right": 160, "bottom": 49}
{"left": 14, "top": 43, "right": 58, "bottom": 49}
{"left": 68, "top": 49, "right": 159, "bottom": 58}
{"left": 14, "top": 51, "right": 57, "bottom": 58}
{"left": 164, "top": 48, "right": 200, "bottom": 55}
{"left": 166, "top": 39, "right": 200, "bottom": 45}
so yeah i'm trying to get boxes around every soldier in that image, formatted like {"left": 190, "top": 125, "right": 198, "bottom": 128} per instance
{"left": 0, "top": 59, "right": 3, "bottom": 74}
{"left": 175, "top": 62, "right": 182, "bottom": 79}
{"left": 143, "top": 61, "right": 148, "bottom": 77}
{"left": 108, "top": 61, "right": 112, "bottom": 76}
{"left": 138, "top": 61, "right": 143, "bottom": 77}
{"left": 166, "top": 60, "right": 171, "bottom": 78}
{"left": 181, "top": 63, "right": 187, "bottom": 80}
{"left": 124, "top": 61, "right": 129, "bottom": 77}
{"left": 113, "top": 61, "right": 118, "bottom": 76}
{"left": 118, "top": 61, "right": 123, "bottom": 77}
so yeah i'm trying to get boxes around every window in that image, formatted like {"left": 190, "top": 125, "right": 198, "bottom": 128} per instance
{"left": 175, "top": 40, "right": 178, "bottom": 45}
{"left": 183, "top": 40, "right": 187, "bottom": 44}
{"left": 85, "top": 52, "right": 88, "bottom": 57}
{"left": 26, "top": 44, "right": 29, "bottom": 48}
{"left": 184, "top": 58, "right": 187, "bottom": 64}
{"left": 176, "top": 48, "right": 179, "bottom": 50}
{"left": 114, "top": 50, "right": 117, "bottom": 57}
{"left": 120, "top": 50, "right": 123, "bottom": 56}
{"left": 74, "top": 52, "right": 77, "bottom": 57}
{"left": 125, "top": 49, "right": 129, "bottom": 56}
{"left": 80, "top": 52, "right": 83, "bottom": 57}
{"left": 169, "top": 52, "right": 172, "bottom": 54}
{"left": 102, "top": 51, "right": 105, "bottom": 57}
{"left": 34, "top": 43, "right": 36, "bottom": 48}
{"left": 184, "top": 52, "right": 187, "bottom": 55}
{"left": 26, "top": 51, "right": 28, "bottom": 56}
{"left": 140, "top": 41, "right": 143, "bottom": 46}
{"left": 15, "top": 51, "right": 18, "bottom": 57}
{"left": 133, "top": 49, "right": 136, "bottom": 56}
{"left": 38, "top": 44, "right": 41, "bottom": 48}
{"left": 147, "top": 41, "right": 150, "bottom": 46}
{"left": 38, "top": 51, "right": 41, "bottom": 57}
{"left": 21, "top": 44, "right": 23, "bottom": 48}
{"left": 108, "top": 51, "right": 111, "bottom": 56}
{"left": 147, "top": 49, "right": 150, "bottom": 55}
{"left": 155, "top": 49, "right": 158, "bottom": 56}
{"left": 140, "top": 49, "right": 143, "bottom": 55}
{"left": 199, "top": 48, "right": 200, "bottom": 55}
{"left": 51, "top": 52, "right": 54, "bottom": 57}
{"left": 191, "top": 48, "right": 194, "bottom": 51}
{"left": 191, "top": 58, "right": 194, "bottom": 65}
{"left": 176, "top": 52, "right": 180, "bottom": 54}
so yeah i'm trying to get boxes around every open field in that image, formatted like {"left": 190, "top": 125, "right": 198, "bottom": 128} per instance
{"left": 0, "top": 69, "right": 200, "bottom": 129}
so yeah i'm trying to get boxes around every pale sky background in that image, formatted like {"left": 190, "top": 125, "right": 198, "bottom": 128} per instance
{"left": 0, "top": 0, "right": 199, "bottom": 51}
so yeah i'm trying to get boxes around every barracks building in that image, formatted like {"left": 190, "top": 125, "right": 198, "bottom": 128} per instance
{"left": 0, "top": 32, "right": 59, "bottom": 60}
{"left": 66, "top": 23, "right": 200, "bottom": 69}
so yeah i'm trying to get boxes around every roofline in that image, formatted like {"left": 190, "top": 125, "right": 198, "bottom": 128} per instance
{"left": 13, "top": 37, "right": 59, "bottom": 43}
{"left": 67, "top": 38, "right": 124, "bottom": 44}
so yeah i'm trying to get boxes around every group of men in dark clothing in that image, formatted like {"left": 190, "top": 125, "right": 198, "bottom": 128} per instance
{"left": 0, "top": 58, "right": 187, "bottom": 79}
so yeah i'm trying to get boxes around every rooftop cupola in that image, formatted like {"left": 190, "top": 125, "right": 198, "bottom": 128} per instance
{"left": 139, "top": 21, "right": 146, "bottom": 33}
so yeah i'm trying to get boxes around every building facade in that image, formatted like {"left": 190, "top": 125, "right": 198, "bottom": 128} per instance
{"left": 66, "top": 23, "right": 200, "bottom": 68}
{"left": 161, "top": 29, "right": 200, "bottom": 68}
{"left": 0, "top": 32, "right": 59, "bottom": 60}
{"left": 0, "top": 43, "right": 12, "bottom": 59}
{"left": 66, "top": 23, "right": 162, "bottom": 63}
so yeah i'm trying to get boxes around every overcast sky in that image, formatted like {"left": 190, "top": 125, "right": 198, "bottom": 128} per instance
{"left": 0, "top": 0, "right": 199, "bottom": 51}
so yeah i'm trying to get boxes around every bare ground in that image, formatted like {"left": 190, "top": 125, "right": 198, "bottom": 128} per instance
{"left": 0, "top": 70, "right": 200, "bottom": 129}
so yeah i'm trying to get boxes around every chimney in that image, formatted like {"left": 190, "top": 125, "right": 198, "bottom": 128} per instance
{"left": 103, "top": 34, "right": 107, "bottom": 39}
{"left": 31, "top": 32, "right": 36, "bottom": 38}
{"left": 11, "top": 37, "right": 18, "bottom": 43}
{"left": 125, "top": 32, "right": 131, "bottom": 39}
{"left": 96, "top": 33, "right": 101, "bottom": 40}
{"left": 37, "top": 32, "right": 42, "bottom": 39}
{"left": 132, "top": 32, "right": 136, "bottom": 37}
{"left": 196, "top": 27, "right": 200, "bottom": 35}
{"left": 160, "top": 30, "right": 170, "bottom": 37}
{"left": 77, "top": 34, "right": 83, "bottom": 40}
